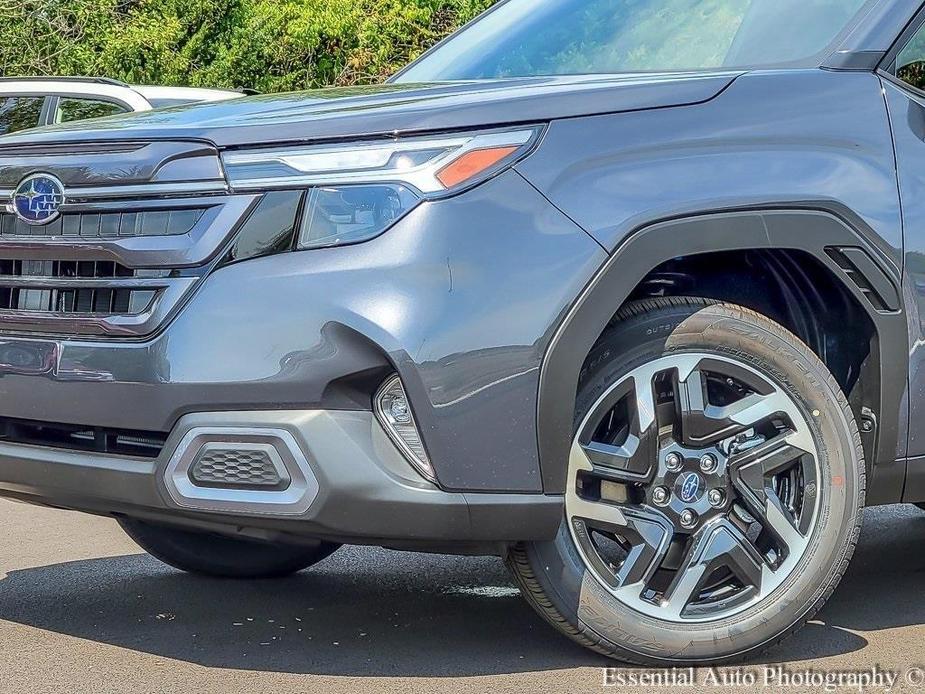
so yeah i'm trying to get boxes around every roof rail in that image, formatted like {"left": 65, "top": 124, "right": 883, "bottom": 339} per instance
{"left": 0, "top": 76, "right": 131, "bottom": 88}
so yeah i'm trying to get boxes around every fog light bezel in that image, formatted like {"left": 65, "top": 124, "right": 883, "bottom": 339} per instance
{"left": 374, "top": 374, "right": 436, "bottom": 482}
{"left": 163, "top": 426, "right": 319, "bottom": 515}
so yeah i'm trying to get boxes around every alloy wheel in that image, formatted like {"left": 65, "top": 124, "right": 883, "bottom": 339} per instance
{"left": 566, "top": 352, "right": 820, "bottom": 623}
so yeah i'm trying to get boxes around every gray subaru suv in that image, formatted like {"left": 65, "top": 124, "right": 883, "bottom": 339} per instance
{"left": 2, "top": 0, "right": 925, "bottom": 665}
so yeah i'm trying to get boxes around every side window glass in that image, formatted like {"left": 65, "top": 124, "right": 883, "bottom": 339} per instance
{"left": 0, "top": 97, "right": 43, "bottom": 135}
{"left": 896, "top": 24, "right": 925, "bottom": 91}
{"left": 55, "top": 98, "right": 127, "bottom": 124}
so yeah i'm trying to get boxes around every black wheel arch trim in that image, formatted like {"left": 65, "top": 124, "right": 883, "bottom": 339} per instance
{"left": 537, "top": 204, "right": 907, "bottom": 500}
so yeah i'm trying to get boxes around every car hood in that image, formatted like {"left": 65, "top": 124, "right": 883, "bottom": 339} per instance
{"left": 0, "top": 72, "right": 741, "bottom": 150}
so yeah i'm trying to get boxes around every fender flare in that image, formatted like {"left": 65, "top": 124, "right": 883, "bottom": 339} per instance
{"left": 536, "top": 206, "right": 907, "bottom": 499}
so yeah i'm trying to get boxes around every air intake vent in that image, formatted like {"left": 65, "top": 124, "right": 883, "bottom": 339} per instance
{"left": 0, "top": 416, "right": 167, "bottom": 458}
{"left": 825, "top": 247, "right": 900, "bottom": 312}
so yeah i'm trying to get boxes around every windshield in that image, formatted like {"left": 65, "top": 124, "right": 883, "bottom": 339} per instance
{"left": 396, "top": 0, "right": 873, "bottom": 82}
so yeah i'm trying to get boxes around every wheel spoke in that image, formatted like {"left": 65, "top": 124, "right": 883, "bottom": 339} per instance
{"left": 581, "top": 436, "right": 653, "bottom": 483}
{"left": 763, "top": 493, "right": 804, "bottom": 552}
{"left": 729, "top": 431, "right": 806, "bottom": 507}
{"left": 675, "top": 365, "right": 793, "bottom": 447}
{"left": 729, "top": 430, "right": 813, "bottom": 554}
{"left": 613, "top": 507, "right": 674, "bottom": 588}
{"left": 578, "top": 374, "right": 659, "bottom": 483}
{"left": 567, "top": 493, "right": 630, "bottom": 529}
{"left": 660, "top": 521, "right": 764, "bottom": 619}
{"left": 567, "top": 472, "right": 673, "bottom": 595}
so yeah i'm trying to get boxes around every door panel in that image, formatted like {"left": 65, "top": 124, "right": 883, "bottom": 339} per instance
{"left": 883, "top": 12, "right": 925, "bottom": 459}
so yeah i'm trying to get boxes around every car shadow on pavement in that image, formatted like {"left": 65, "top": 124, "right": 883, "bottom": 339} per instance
{"left": 0, "top": 505, "right": 921, "bottom": 676}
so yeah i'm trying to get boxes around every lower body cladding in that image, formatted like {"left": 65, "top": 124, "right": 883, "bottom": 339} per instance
{"left": 0, "top": 409, "right": 563, "bottom": 550}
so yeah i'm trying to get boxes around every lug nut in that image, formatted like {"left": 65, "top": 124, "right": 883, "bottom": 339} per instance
{"left": 665, "top": 452, "right": 683, "bottom": 471}
{"left": 708, "top": 489, "right": 726, "bottom": 508}
{"left": 699, "top": 454, "right": 718, "bottom": 473}
{"left": 652, "top": 486, "right": 670, "bottom": 506}
{"left": 679, "top": 509, "right": 699, "bottom": 529}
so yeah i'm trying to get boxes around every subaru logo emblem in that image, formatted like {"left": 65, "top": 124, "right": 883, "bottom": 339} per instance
{"left": 679, "top": 472, "right": 702, "bottom": 503}
{"left": 12, "top": 174, "right": 65, "bottom": 226}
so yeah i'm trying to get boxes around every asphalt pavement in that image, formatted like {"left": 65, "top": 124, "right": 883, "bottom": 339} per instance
{"left": 1, "top": 501, "right": 924, "bottom": 693}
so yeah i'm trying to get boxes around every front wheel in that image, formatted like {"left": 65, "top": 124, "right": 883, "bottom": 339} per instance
{"left": 509, "top": 298, "right": 864, "bottom": 664}
{"left": 119, "top": 518, "right": 341, "bottom": 579}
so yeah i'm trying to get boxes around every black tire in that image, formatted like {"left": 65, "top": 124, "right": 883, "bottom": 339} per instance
{"left": 118, "top": 518, "right": 341, "bottom": 579}
{"left": 508, "top": 297, "right": 865, "bottom": 664}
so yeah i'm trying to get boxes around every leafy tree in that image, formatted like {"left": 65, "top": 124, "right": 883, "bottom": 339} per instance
{"left": 0, "top": 0, "right": 493, "bottom": 91}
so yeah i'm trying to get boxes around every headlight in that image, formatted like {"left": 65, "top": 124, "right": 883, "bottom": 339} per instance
{"left": 222, "top": 127, "right": 542, "bottom": 250}
{"left": 298, "top": 183, "right": 419, "bottom": 250}
{"left": 224, "top": 127, "right": 541, "bottom": 194}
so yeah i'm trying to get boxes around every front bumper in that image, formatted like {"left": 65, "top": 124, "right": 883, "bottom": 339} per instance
{"left": 0, "top": 170, "right": 604, "bottom": 544}
{"left": 0, "top": 408, "right": 563, "bottom": 548}
{"left": 0, "top": 171, "right": 607, "bottom": 495}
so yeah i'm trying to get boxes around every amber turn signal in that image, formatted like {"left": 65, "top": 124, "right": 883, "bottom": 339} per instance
{"left": 435, "top": 146, "right": 519, "bottom": 189}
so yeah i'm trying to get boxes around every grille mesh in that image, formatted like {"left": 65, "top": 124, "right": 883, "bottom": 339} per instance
{"left": 190, "top": 448, "right": 284, "bottom": 488}
{"left": 0, "top": 207, "right": 205, "bottom": 239}
{"left": 0, "top": 260, "right": 160, "bottom": 315}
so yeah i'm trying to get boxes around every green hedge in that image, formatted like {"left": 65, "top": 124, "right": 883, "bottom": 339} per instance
{"left": 0, "top": 0, "right": 494, "bottom": 92}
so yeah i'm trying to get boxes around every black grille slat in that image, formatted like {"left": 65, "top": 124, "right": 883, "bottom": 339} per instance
{"left": 0, "top": 259, "right": 133, "bottom": 278}
{"left": 0, "top": 260, "right": 162, "bottom": 317}
{"left": 74, "top": 289, "right": 94, "bottom": 313}
{"left": 80, "top": 213, "right": 101, "bottom": 238}
{"left": 59, "top": 289, "right": 75, "bottom": 313}
{"left": 93, "top": 288, "right": 112, "bottom": 313}
{"left": 0, "top": 207, "right": 206, "bottom": 239}
{"left": 119, "top": 212, "right": 138, "bottom": 237}
{"left": 0, "top": 416, "right": 166, "bottom": 458}
{"left": 61, "top": 214, "right": 80, "bottom": 237}
{"left": 0, "top": 288, "right": 145, "bottom": 316}
{"left": 112, "top": 290, "right": 131, "bottom": 313}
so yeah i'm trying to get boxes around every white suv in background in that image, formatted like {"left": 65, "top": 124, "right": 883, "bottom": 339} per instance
{"left": 0, "top": 77, "right": 241, "bottom": 136}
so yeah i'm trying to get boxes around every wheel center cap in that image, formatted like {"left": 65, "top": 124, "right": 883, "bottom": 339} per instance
{"left": 676, "top": 471, "right": 705, "bottom": 504}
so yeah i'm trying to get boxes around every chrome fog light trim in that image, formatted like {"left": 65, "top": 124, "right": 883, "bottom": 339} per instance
{"left": 163, "top": 426, "right": 319, "bottom": 516}
{"left": 374, "top": 375, "right": 436, "bottom": 482}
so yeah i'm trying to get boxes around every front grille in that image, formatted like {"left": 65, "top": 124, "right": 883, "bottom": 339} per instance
{"left": 0, "top": 259, "right": 162, "bottom": 316}
{"left": 0, "top": 207, "right": 206, "bottom": 239}
{"left": 0, "top": 416, "right": 167, "bottom": 458}
{"left": 0, "top": 192, "right": 254, "bottom": 337}
{"left": 0, "top": 139, "right": 250, "bottom": 339}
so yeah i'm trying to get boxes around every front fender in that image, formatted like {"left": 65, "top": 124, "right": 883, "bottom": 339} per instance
{"left": 535, "top": 208, "right": 907, "bottom": 503}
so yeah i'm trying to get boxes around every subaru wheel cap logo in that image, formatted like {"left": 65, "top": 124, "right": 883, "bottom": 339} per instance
{"left": 678, "top": 472, "right": 702, "bottom": 503}
{"left": 12, "top": 173, "right": 65, "bottom": 225}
